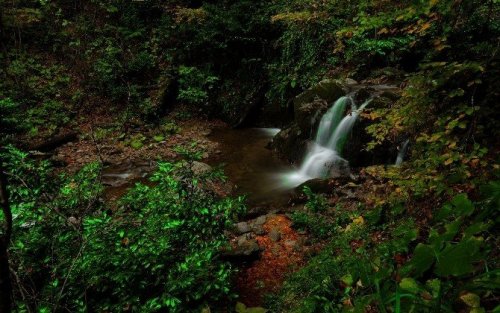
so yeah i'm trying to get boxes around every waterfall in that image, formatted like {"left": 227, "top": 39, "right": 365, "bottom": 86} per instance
{"left": 315, "top": 97, "right": 350, "bottom": 146}
{"left": 395, "top": 139, "right": 410, "bottom": 166}
{"left": 286, "top": 96, "right": 370, "bottom": 184}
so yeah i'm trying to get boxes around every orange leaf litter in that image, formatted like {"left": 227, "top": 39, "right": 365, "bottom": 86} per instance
{"left": 236, "top": 214, "right": 307, "bottom": 306}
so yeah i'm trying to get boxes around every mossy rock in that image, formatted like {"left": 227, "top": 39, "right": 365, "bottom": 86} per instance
{"left": 270, "top": 123, "right": 308, "bottom": 163}
{"left": 293, "top": 79, "right": 346, "bottom": 113}
{"left": 294, "top": 98, "right": 329, "bottom": 134}
{"left": 235, "top": 302, "right": 268, "bottom": 313}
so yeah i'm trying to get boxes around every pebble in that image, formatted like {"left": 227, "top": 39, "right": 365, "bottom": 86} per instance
{"left": 235, "top": 222, "right": 251, "bottom": 234}
{"left": 269, "top": 229, "right": 281, "bottom": 242}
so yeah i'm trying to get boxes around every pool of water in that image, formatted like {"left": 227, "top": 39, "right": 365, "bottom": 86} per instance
{"left": 101, "top": 127, "right": 305, "bottom": 208}
{"left": 208, "top": 127, "right": 300, "bottom": 207}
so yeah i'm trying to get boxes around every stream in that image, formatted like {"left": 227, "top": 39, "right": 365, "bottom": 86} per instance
{"left": 207, "top": 127, "right": 297, "bottom": 207}
{"left": 100, "top": 127, "right": 301, "bottom": 207}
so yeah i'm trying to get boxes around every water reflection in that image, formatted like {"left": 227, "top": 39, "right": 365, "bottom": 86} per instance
{"left": 208, "top": 127, "right": 302, "bottom": 206}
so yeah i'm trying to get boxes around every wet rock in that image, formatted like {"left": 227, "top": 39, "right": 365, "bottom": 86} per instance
{"left": 51, "top": 154, "right": 68, "bottom": 167}
{"left": 269, "top": 229, "right": 281, "bottom": 242}
{"left": 234, "top": 222, "right": 251, "bottom": 234}
{"left": 266, "top": 213, "right": 277, "bottom": 219}
{"left": 222, "top": 238, "right": 261, "bottom": 260}
{"left": 237, "top": 233, "right": 254, "bottom": 246}
{"left": 293, "top": 79, "right": 346, "bottom": 111}
{"left": 329, "top": 157, "right": 351, "bottom": 178}
{"left": 344, "top": 78, "right": 358, "bottom": 85}
{"left": 67, "top": 216, "right": 79, "bottom": 226}
{"left": 254, "top": 215, "right": 267, "bottom": 225}
{"left": 354, "top": 86, "right": 376, "bottom": 103}
{"left": 252, "top": 224, "right": 266, "bottom": 235}
{"left": 380, "top": 90, "right": 401, "bottom": 101}
{"left": 191, "top": 161, "right": 212, "bottom": 175}
{"left": 296, "top": 178, "right": 333, "bottom": 194}
{"left": 244, "top": 206, "right": 270, "bottom": 219}
{"left": 295, "top": 98, "right": 329, "bottom": 134}
{"left": 151, "top": 74, "right": 178, "bottom": 116}
{"left": 270, "top": 124, "right": 308, "bottom": 162}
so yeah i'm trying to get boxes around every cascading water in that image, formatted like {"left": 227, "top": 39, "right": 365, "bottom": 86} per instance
{"left": 284, "top": 96, "right": 371, "bottom": 186}
{"left": 315, "top": 96, "right": 350, "bottom": 146}
{"left": 395, "top": 139, "right": 410, "bottom": 166}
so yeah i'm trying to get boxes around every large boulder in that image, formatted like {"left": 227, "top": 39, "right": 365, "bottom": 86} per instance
{"left": 341, "top": 93, "right": 399, "bottom": 167}
{"left": 294, "top": 98, "right": 329, "bottom": 135}
{"left": 271, "top": 124, "right": 308, "bottom": 163}
{"left": 293, "top": 79, "right": 346, "bottom": 113}
{"left": 151, "top": 74, "right": 178, "bottom": 116}
{"left": 191, "top": 161, "right": 212, "bottom": 175}
{"left": 221, "top": 237, "right": 261, "bottom": 261}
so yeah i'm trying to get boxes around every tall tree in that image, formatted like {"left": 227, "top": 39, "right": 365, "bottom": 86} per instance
{"left": 0, "top": 154, "right": 12, "bottom": 313}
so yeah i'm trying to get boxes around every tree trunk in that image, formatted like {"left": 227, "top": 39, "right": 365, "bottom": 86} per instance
{"left": 0, "top": 157, "right": 12, "bottom": 313}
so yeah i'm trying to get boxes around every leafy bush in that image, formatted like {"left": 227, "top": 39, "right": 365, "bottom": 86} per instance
{"left": 0, "top": 98, "right": 22, "bottom": 141}
{"left": 271, "top": 190, "right": 499, "bottom": 312}
{"left": 177, "top": 66, "right": 219, "bottom": 105}
{"left": 1, "top": 146, "right": 101, "bottom": 312}
{"left": 73, "top": 162, "right": 245, "bottom": 311}
{"left": 2, "top": 145, "right": 244, "bottom": 312}
{"left": 0, "top": 54, "right": 73, "bottom": 137}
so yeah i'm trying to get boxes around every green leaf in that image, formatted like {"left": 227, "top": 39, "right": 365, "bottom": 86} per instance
{"left": 408, "top": 244, "right": 435, "bottom": 277}
{"left": 425, "top": 279, "right": 441, "bottom": 298}
{"left": 433, "top": 219, "right": 462, "bottom": 244}
{"left": 434, "top": 204, "right": 452, "bottom": 221}
{"left": 460, "top": 292, "right": 481, "bottom": 308}
{"left": 341, "top": 274, "right": 354, "bottom": 286}
{"left": 450, "top": 194, "right": 474, "bottom": 216}
{"left": 399, "top": 278, "right": 420, "bottom": 294}
{"left": 435, "top": 237, "right": 483, "bottom": 277}
{"left": 463, "top": 222, "right": 490, "bottom": 238}
{"left": 153, "top": 135, "right": 165, "bottom": 142}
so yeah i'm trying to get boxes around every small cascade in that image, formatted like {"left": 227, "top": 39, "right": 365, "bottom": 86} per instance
{"left": 326, "top": 100, "right": 370, "bottom": 153}
{"left": 285, "top": 96, "right": 370, "bottom": 185}
{"left": 395, "top": 139, "right": 410, "bottom": 166}
{"left": 315, "top": 97, "right": 351, "bottom": 146}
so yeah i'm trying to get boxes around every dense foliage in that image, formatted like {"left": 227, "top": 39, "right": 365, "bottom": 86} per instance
{"left": 276, "top": 183, "right": 499, "bottom": 312}
{"left": 1, "top": 147, "right": 244, "bottom": 311}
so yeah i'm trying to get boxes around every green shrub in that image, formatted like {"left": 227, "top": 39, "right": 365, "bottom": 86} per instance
{"left": 2, "top": 147, "right": 245, "bottom": 312}
{"left": 271, "top": 190, "right": 498, "bottom": 313}
{"left": 178, "top": 66, "right": 219, "bottom": 105}
{"left": 0, "top": 98, "right": 22, "bottom": 141}
{"left": 74, "top": 162, "right": 245, "bottom": 311}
